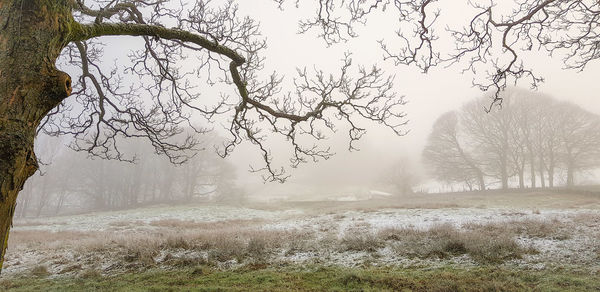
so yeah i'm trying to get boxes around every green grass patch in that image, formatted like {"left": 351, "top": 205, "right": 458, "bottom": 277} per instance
{"left": 1, "top": 265, "right": 599, "bottom": 291}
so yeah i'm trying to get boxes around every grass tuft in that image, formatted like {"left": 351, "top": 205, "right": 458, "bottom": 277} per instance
{"left": 30, "top": 265, "right": 50, "bottom": 278}
{"left": 380, "top": 223, "right": 534, "bottom": 263}
{"left": 340, "top": 231, "right": 383, "bottom": 252}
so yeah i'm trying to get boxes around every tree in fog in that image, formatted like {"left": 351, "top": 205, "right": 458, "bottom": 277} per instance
{"left": 378, "top": 157, "right": 420, "bottom": 195}
{"left": 424, "top": 89, "right": 600, "bottom": 190}
{"left": 287, "top": 0, "right": 600, "bottom": 187}
{"left": 17, "top": 134, "right": 239, "bottom": 215}
{"left": 461, "top": 98, "right": 516, "bottom": 190}
{"left": 3, "top": 0, "right": 600, "bottom": 272}
{"left": 511, "top": 94, "right": 543, "bottom": 188}
{"left": 423, "top": 112, "right": 486, "bottom": 191}
{"left": 0, "top": 0, "right": 406, "bottom": 269}
{"left": 520, "top": 95, "right": 561, "bottom": 188}
{"left": 15, "top": 137, "right": 75, "bottom": 218}
{"left": 555, "top": 103, "right": 600, "bottom": 187}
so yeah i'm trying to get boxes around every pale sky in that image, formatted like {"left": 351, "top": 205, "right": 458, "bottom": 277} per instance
{"left": 56, "top": 1, "right": 600, "bottom": 194}
{"left": 231, "top": 1, "right": 600, "bottom": 189}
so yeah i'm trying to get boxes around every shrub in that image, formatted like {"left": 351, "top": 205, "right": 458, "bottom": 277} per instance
{"left": 340, "top": 231, "right": 383, "bottom": 252}
{"left": 207, "top": 235, "right": 245, "bottom": 262}
{"left": 382, "top": 223, "right": 534, "bottom": 263}
{"left": 246, "top": 236, "right": 269, "bottom": 259}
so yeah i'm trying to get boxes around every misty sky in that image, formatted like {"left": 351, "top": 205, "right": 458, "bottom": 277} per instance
{"left": 233, "top": 1, "right": 600, "bottom": 189}
{"left": 55, "top": 1, "right": 600, "bottom": 194}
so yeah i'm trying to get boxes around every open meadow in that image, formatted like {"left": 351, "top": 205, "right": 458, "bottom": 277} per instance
{"left": 2, "top": 189, "right": 600, "bottom": 291}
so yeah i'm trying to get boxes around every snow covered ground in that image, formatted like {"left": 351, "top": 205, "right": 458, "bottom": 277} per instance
{"left": 4, "top": 192, "right": 600, "bottom": 278}
{"left": 13, "top": 205, "right": 302, "bottom": 232}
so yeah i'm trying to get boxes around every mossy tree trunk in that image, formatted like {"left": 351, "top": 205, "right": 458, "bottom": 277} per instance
{"left": 0, "top": 0, "right": 74, "bottom": 272}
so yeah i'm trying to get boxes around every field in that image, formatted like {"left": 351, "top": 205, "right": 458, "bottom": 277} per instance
{"left": 2, "top": 190, "right": 600, "bottom": 291}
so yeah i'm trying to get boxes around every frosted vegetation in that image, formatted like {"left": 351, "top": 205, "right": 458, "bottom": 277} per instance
{"left": 4, "top": 191, "right": 600, "bottom": 279}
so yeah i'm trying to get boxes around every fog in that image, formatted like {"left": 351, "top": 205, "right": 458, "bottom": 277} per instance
{"left": 6, "top": 1, "right": 600, "bottom": 288}
{"left": 17, "top": 0, "right": 600, "bottom": 215}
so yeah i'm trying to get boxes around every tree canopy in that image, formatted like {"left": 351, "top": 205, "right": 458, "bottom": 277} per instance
{"left": 424, "top": 89, "right": 600, "bottom": 190}
{"left": 39, "top": 0, "right": 408, "bottom": 184}
{"left": 278, "top": 0, "right": 600, "bottom": 106}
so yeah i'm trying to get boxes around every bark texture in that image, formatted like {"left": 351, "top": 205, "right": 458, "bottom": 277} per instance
{"left": 0, "top": 0, "right": 74, "bottom": 271}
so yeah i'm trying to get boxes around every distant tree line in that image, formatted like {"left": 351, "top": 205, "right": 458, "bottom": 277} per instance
{"left": 15, "top": 134, "right": 241, "bottom": 218}
{"left": 423, "top": 89, "right": 600, "bottom": 191}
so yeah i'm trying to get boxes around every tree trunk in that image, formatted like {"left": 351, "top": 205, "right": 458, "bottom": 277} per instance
{"left": 548, "top": 164, "right": 554, "bottom": 188}
{"left": 477, "top": 172, "right": 485, "bottom": 191}
{"left": 529, "top": 153, "right": 536, "bottom": 188}
{"left": 566, "top": 162, "right": 574, "bottom": 188}
{"left": 518, "top": 169, "right": 525, "bottom": 189}
{"left": 500, "top": 159, "right": 509, "bottom": 190}
{"left": 0, "top": 146, "right": 38, "bottom": 270}
{"left": 55, "top": 192, "right": 67, "bottom": 216}
{"left": 0, "top": 0, "right": 74, "bottom": 272}
{"left": 538, "top": 155, "right": 546, "bottom": 188}
{"left": 466, "top": 182, "right": 473, "bottom": 191}
{"left": 548, "top": 150, "right": 555, "bottom": 188}
{"left": 34, "top": 175, "right": 50, "bottom": 217}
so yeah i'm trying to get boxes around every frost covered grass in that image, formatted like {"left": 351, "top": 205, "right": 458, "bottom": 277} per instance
{"left": 4, "top": 194, "right": 600, "bottom": 280}
{"left": 4, "top": 213, "right": 594, "bottom": 278}
{"left": 463, "top": 218, "right": 571, "bottom": 240}
{"left": 340, "top": 230, "right": 384, "bottom": 252}
{"left": 379, "top": 223, "right": 532, "bottom": 263}
{"left": 342, "top": 223, "right": 535, "bottom": 263}
{"left": 7, "top": 221, "right": 311, "bottom": 275}
{"left": 2, "top": 265, "right": 600, "bottom": 292}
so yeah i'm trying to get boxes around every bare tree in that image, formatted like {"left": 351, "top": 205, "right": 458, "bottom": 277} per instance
{"left": 17, "top": 132, "right": 246, "bottom": 213}
{"left": 2, "top": 0, "right": 599, "bottom": 272}
{"left": 377, "top": 156, "right": 420, "bottom": 195}
{"left": 506, "top": 90, "right": 548, "bottom": 189}
{"left": 461, "top": 97, "right": 518, "bottom": 190}
{"left": 555, "top": 103, "right": 600, "bottom": 187}
{"left": 281, "top": 0, "right": 600, "bottom": 107}
{"left": 0, "top": 0, "right": 408, "bottom": 270}
{"left": 425, "top": 89, "right": 600, "bottom": 190}
{"left": 539, "top": 103, "right": 563, "bottom": 187}
{"left": 512, "top": 93, "right": 542, "bottom": 188}
{"left": 423, "top": 111, "right": 486, "bottom": 190}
